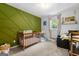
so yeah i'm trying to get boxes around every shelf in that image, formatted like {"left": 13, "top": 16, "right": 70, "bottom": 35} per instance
{"left": 69, "top": 31, "right": 79, "bottom": 56}
{"left": 72, "top": 39, "right": 79, "bottom": 42}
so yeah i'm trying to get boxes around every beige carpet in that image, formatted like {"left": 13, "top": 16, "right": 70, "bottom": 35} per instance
{"left": 12, "top": 40, "right": 69, "bottom": 56}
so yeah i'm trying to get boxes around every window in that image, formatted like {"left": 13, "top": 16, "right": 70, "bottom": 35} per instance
{"left": 50, "top": 18, "right": 58, "bottom": 29}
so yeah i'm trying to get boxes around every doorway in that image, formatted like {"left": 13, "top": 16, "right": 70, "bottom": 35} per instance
{"left": 49, "top": 15, "right": 61, "bottom": 39}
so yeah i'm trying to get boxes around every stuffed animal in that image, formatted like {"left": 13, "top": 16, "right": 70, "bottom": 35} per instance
{"left": 0, "top": 43, "right": 10, "bottom": 54}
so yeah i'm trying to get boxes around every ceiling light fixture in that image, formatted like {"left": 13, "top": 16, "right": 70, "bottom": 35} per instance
{"left": 40, "top": 3, "right": 51, "bottom": 9}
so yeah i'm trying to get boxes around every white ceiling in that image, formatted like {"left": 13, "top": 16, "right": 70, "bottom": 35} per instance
{"left": 8, "top": 3, "right": 78, "bottom": 17}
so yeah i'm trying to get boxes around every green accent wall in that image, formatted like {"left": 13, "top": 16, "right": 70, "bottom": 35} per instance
{"left": 0, "top": 3, "right": 41, "bottom": 46}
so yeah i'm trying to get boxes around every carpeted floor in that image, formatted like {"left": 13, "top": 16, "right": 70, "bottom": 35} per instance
{"left": 11, "top": 40, "right": 69, "bottom": 56}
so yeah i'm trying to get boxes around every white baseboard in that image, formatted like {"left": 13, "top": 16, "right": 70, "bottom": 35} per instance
{"left": 10, "top": 45, "right": 19, "bottom": 49}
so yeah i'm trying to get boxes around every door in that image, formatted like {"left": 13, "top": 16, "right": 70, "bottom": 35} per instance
{"left": 49, "top": 15, "right": 61, "bottom": 39}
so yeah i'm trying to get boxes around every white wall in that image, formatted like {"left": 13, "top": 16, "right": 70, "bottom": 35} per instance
{"left": 41, "top": 4, "right": 79, "bottom": 40}
{"left": 41, "top": 15, "right": 60, "bottom": 39}
{"left": 41, "top": 16, "right": 50, "bottom": 40}
{"left": 60, "top": 5, "right": 79, "bottom": 34}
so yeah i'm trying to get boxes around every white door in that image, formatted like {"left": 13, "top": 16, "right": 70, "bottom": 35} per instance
{"left": 49, "top": 15, "right": 60, "bottom": 39}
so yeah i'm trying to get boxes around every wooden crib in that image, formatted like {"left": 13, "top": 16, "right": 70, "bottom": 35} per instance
{"left": 18, "top": 30, "right": 40, "bottom": 48}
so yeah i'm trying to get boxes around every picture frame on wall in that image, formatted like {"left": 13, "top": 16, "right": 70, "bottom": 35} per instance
{"left": 62, "top": 16, "right": 77, "bottom": 24}
{"left": 43, "top": 21, "right": 47, "bottom": 26}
